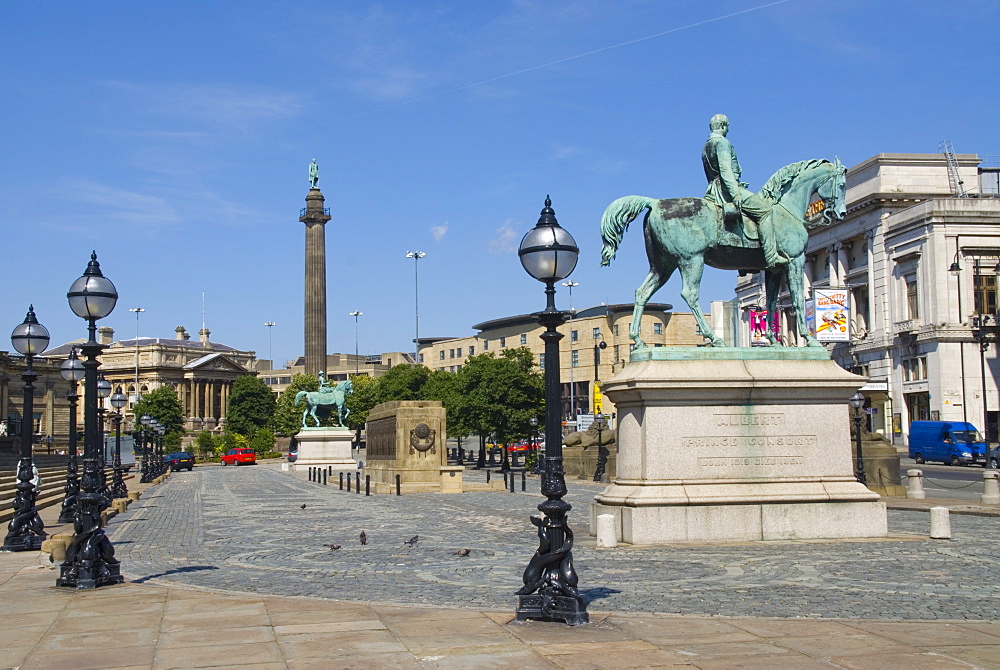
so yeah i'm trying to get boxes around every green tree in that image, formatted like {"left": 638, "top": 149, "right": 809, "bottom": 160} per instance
{"left": 424, "top": 369, "right": 469, "bottom": 439}
{"left": 374, "top": 364, "right": 431, "bottom": 405}
{"left": 344, "top": 374, "right": 379, "bottom": 428}
{"left": 193, "top": 430, "right": 216, "bottom": 458}
{"left": 226, "top": 374, "right": 276, "bottom": 437}
{"left": 133, "top": 385, "right": 184, "bottom": 435}
{"left": 249, "top": 426, "right": 276, "bottom": 455}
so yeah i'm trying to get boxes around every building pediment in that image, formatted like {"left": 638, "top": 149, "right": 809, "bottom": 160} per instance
{"left": 183, "top": 353, "right": 248, "bottom": 374}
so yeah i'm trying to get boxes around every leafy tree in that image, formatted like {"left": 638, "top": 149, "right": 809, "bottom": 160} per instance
{"left": 424, "top": 369, "right": 469, "bottom": 438}
{"left": 133, "top": 385, "right": 184, "bottom": 435}
{"left": 344, "top": 374, "right": 379, "bottom": 430}
{"left": 249, "top": 426, "right": 276, "bottom": 454}
{"left": 193, "top": 430, "right": 216, "bottom": 458}
{"left": 374, "top": 364, "right": 431, "bottom": 405}
{"left": 226, "top": 374, "right": 276, "bottom": 437}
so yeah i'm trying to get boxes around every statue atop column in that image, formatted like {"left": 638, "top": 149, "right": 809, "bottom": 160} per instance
{"left": 308, "top": 159, "right": 320, "bottom": 189}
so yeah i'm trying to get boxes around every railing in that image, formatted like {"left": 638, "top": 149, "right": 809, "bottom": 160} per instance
{"left": 300, "top": 207, "right": 331, "bottom": 217}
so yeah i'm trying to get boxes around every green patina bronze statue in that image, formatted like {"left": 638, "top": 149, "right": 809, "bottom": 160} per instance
{"left": 308, "top": 158, "right": 319, "bottom": 189}
{"left": 295, "top": 377, "right": 352, "bottom": 428}
{"left": 600, "top": 114, "right": 847, "bottom": 349}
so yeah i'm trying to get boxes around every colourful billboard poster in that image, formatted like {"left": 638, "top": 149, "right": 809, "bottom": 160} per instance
{"left": 814, "top": 288, "right": 850, "bottom": 342}
{"left": 805, "top": 299, "right": 815, "bottom": 336}
{"left": 749, "top": 309, "right": 778, "bottom": 346}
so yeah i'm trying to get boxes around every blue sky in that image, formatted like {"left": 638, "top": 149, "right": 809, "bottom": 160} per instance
{"left": 2, "top": 1, "right": 998, "bottom": 366}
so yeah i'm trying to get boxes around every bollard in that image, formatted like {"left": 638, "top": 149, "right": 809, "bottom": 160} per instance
{"left": 366, "top": 475, "right": 370, "bottom": 496}
{"left": 509, "top": 472, "right": 515, "bottom": 493}
{"left": 347, "top": 473, "right": 352, "bottom": 492}
{"left": 906, "top": 469, "right": 926, "bottom": 499}
{"left": 339, "top": 472, "right": 344, "bottom": 490}
{"left": 930, "top": 506, "right": 952, "bottom": 539}
{"left": 356, "top": 472, "right": 361, "bottom": 494}
{"left": 596, "top": 514, "right": 618, "bottom": 548}
{"left": 486, "top": 471, "right": 491, "bottom": 484}
{"left": 323, "top": 470, "right": 328, "bottom": 486}
{"left": 328, "top": 465, "right": 333, "bottom": 478}
{"left": 982, "top": 470, "right": 1000, "bottom": 505}
{"left": 396, "top": 474, "right": 401, "bottom": 496}
{"left": 503, "top": 472, "right": 509, "bottom": 488}
{"left": 521, "top": 471, "right": 526, "bottom": 492}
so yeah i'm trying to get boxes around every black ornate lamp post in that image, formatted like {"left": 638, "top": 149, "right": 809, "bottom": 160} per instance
{"left": 58, "top": 251, "right": 124, "bottom": 589}
{"left": 593, "top": 413, "right": 609, "bottom": 483}
{"left": 96, "top": 374, "right": 111, "bottom": 501}
{"left": 849, "top": 391, "right": 866, "bottom": 485}
{"left": 109, "top": 391, "right": 128, "bottom": 499}
{"left": 514, "top": 196, "right": 588, "bottom": 625}
{"left": 138, "top": 414, "right": 152, "bottom": 483}
{"left": 2, "top": 306, "right": 51, "bottom": 552}
{"left": 155, "top": 423, "right": 165, "bottom": 475}
{"left": 58, "top": 348, "right": 85, "bottom": 524}
{"left": 529, "top": 416, "right": 542, "bottom": 475}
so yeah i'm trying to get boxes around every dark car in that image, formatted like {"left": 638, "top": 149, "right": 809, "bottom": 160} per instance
{"left": 287, "top": 448, "right": 298, "bottom": 463}
{"left": 165, "top": 451, "right": 195, "bottom": 472}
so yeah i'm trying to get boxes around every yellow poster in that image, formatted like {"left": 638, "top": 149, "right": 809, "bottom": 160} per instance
{"left": 593, "top": 383, "right": 603, "bottom": 413}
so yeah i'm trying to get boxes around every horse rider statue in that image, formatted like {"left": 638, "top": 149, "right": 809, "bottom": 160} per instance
{"left": 702, "top": 113, "right": 786, "bottom": 267}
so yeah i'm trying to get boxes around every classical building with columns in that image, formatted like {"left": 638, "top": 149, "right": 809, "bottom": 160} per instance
{"left": 735, "top": 152, "right": 1000, "bottom": 444}
{"left": 0, "top": 352, "right": 72, "bottom": 454}
{"left": 44, "top": 325, "right": 257, "bottom": 433}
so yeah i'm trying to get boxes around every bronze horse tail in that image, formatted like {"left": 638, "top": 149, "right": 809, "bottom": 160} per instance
{"left": 599, "top": 195, "right": 656, "bottom": 267}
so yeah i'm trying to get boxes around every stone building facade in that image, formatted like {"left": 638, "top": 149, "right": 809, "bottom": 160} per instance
{"left": 44, "top": 325, "right": 257, "bottom": 432}
{"left": 0, "top": 352, "right": 72, "bottom": 454}
{"left": 735, "top": 152, "right": 1000, "bottom": 444}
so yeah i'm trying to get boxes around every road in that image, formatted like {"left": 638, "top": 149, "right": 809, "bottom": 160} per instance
{"left": 107, "top": 462, "right": 1000, "bottom": 620}
{"left": 898, "top": 457, "right": 992, "bottom": 502}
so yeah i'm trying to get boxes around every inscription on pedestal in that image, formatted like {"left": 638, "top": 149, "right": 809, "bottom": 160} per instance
{"left": 714, "top": 412, "right": 785, "bottom": 426}
{"left": 699, "top": 455, "right": 805, "bottom": 468}
{"left": 682, "top": 435, "right": 816, "bottom": 448}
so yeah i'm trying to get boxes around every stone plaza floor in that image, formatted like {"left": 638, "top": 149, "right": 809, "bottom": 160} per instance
{"left": 2, "top": 462, "right": 1000, "bottom": 669}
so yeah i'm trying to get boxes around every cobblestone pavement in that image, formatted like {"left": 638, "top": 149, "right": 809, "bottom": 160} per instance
{"left": 109, "top": 464, "right": 1000, "bottom": 620}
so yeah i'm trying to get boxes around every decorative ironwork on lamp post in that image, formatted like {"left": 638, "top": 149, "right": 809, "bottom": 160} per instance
{"left": 514, "top": 196, "right": 588, "bottom": 626}
{"left": 58, "top": 348, "right": 85, "bottom": 524}
{"left": 2, "top": 306, "right": 50, "bottom": 552}
{"left": 109, "top": 391, "right": 128, "bottom": 499}
{"left": 96, "top": 374, "right": 112, "bottom": 504}
{"left": 58, "top": 251, "right": 124, "bottom": 589}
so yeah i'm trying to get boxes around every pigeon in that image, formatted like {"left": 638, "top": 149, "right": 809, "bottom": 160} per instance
{"left": 300, "top": 504, "right": 307, "bottom": 509}
{"left": 323, "top": 543, "right": 341, "bottom": 551}
{"left": 359, "top": 531, "right": 367, "bottom": 546}
{"left": 453, "top": 548, "right": 471, "bottom": 557}
{"left": 403, "top": 535, "right": 419, "bottom": 547}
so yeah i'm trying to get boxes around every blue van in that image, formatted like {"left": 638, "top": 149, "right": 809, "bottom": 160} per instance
{"left": 908, "top": 421, "right": 987, "bottom": 467}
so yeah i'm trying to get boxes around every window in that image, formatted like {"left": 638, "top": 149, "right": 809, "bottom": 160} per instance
{"left": 571, "top": 350, "right": 579, "bottom": 367}
{"left": 975, "top": 271, "right": 998, "bottom": 316}
{"left": 902, "top": 357, "right": 928, "bottom": 382}
{"left": 468, "top": 346, "right": 474, "bottom": 356}
{"left": 449, "top": 349, "right": 455, "bottom": 359}
{"left": 653, "top": 322, "right": 663, "bottom": 335}
{"left": 439, "top": 351, "right": 445, "bottom": 360}
{"left": 520, "top": 334, "right": 527, "bottom": 345}
{"left": 592, "top": 327, "right": 600, "bottom": 339}
{"left": 418, "top": 354, "right": 424, "bottom": 363}
{"left": 571, "top": 330, "right": 578, "bottom": 342}
{"left": 499, "top": 337, "right": 506, "bottom": 347}
{"left": 614, "top": 345, "right": 620, "bottom": 361}
{"left": 852, "top": 286, "right": 869, "bottom": 334}
{"left": 905, "top": 276, "right": 919, "bottom": 319}
{"left": 539, "top": 353, "right": 545, "bottom": 370}
{"left": 613, "top": 324, "right": 619, "bottom": 336}
{"left": 483, "top": 339, "right": 489, "bottom": 350}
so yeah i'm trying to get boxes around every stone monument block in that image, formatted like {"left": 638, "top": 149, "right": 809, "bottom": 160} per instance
{"left": 294, "top": 427, "right": 356, "bottom": 470}
{"left": 364, "top": 400, "right": 462, "bottom": 493}
{"left": 590, "top": 348, "right": 887, "bottom": 544}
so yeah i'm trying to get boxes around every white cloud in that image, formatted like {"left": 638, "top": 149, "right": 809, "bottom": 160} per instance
{"left": 431, "top": 221, "right": 449, "bottom": 241}
{"left": 63, "top": 179, "right": 181, "bottom": 227}
{"left": 489, "top": 218, "right": 519, "bottom": 254}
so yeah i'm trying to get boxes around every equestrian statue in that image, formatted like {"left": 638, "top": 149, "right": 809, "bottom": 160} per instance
{"left": 295, "top": 372, "right": 352, "bottom": 428}
{"left": 600, "top": 114, "right": 847, "bottom": 349}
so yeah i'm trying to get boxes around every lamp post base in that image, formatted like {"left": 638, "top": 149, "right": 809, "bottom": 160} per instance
{"left": 516, "top": 593, "right": 589, "bottom": 626}
{"left": 57, "top": 491, "right": 123, "bottom": 590}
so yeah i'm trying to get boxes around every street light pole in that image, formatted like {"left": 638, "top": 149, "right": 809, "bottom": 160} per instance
{"left": 349, "top": 311, "right": 363, "bottom": 375}
{"left": 516, "top": 196, "right": 588, "bottom": 626}
{"left": 109, "top": 391, "right": 127, "bottom": 499}
{"left": 2, "top": 306, "right": 50, "bottom": 552}
{"left": 58, "top": 348, "right": 84, "bottom": 524}
{"left": 562, "top": 280, "right": 578, "bottom": 420}
{"left": 406, "top": 251, "right": 425, "bottom": 357}
{"left": 129, "top": 307, "right": 144, "bottom": 406}
{"left": 849, "top": 391, "right": 867, "bottom": 485}
{"left": 263, "top": 321, "right": 276, "bottom": 368}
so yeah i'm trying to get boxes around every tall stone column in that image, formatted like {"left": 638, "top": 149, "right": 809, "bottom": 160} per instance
{"left": 300, "top": 187, "right": 331, "bottom": 377}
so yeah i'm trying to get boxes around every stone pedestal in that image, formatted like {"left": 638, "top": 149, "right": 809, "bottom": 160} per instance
{"left": 293, "top": 428, "right": 356, "bottom": 470}
{"left": 365, "top": 401, "right": 462, "bottom": 493}
{"left": 590, "top": 348, "right": 887, "bottom": 544}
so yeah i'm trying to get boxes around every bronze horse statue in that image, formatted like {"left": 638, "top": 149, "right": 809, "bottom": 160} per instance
{"left": 600, "top": 159, "right": 847, "bottom": 348}
{"left": 295, "top": 379, "right": 352, "bottom": 428}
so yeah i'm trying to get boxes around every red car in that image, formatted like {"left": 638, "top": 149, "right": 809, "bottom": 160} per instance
{"left": 221, "top": 448, "right": 256, "bottom": 466}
